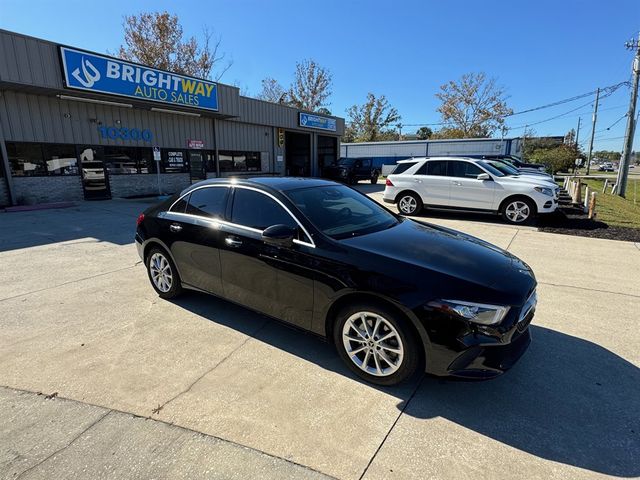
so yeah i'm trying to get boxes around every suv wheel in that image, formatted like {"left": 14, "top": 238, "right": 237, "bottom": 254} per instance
{"left": 502, "top": 198, "right": 535, "bottom": 225}
{"left": 333, "top": 303, "right": 419, "bottom": 386}
{"left": 371, "top": 174, "right": 379, "bottom": 184}
{"left": 146, "top": 247, "right": 183, "bottom": 299}
{"left": 397, "top": 192, "right": 422, "bottom": 215}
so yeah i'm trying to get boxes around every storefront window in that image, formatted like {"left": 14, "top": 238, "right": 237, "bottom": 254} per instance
{"left": 138, "top": 148, "right": 156, "bottom": 174}
{"left": 7, "top": 142, "right": 80, "bottom": 176}
{"left": 218, "top": 151, "right": 261, "bottom": 172}
{"left": 102, "top": 146, "right": 156, "bottom": 174}
{"left": 162, "top": 149, "right": 189, "bottom": 173}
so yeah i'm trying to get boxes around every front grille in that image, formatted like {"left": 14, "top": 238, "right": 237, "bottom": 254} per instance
{"left": 517, "top": 290, "right": 537, "bottom": 332}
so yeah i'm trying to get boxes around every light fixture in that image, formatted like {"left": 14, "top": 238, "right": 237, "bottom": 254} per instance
{"left": 56, "top": 94, "right": 133, "bottom": 108}
{"left": 150, "top": 107, "right": 201, "bottom": 117}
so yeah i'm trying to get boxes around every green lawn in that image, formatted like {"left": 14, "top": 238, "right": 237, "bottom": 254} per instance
{"left": 573, "top": 178, "right": 640, "bottom": 229}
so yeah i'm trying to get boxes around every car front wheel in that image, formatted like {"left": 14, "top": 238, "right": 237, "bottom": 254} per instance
{"left": 146, "top": 247, "right": 183, "bottom": 299}
{"left": 334, "top": 304, "right": 419, "bottom": 386}
{"left": 397, "top": 192, "right": 422, "bottom": 215}
{"left": 502, "top": 198, "right": 535, "bottom": 225}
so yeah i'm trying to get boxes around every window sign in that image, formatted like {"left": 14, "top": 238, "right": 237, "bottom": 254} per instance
{"left": 60, "top": 47, "right": 219, "bottom": 111}
{"left": 167, "top": 151, "right": 185, "bottom": 168}
{"left": 98, "top": 125, "right": 153, "bottom": 142}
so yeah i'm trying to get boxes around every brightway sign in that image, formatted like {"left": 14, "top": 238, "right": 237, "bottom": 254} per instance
{"left": 59, "top": 47, "right": 218, "bottom": 111}
{"left": 299, "top": 112, "right": 337, "bottom": 132}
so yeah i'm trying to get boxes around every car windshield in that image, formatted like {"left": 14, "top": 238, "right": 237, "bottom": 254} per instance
{"left": 287, "top": 185, "right": 399, "bottom": 240}
{"left": 337, "top": 158, "right": 355, "bottom": 166}
{"left": 487, "top": 160, "right": 519, "bottom": 176}
{"left": 477, "top": 161, "right": 506, "bottom": 177}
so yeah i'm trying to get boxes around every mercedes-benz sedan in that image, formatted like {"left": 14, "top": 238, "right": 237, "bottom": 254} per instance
{"left": 135, "top": 177, "right": 535, "bottom": 385}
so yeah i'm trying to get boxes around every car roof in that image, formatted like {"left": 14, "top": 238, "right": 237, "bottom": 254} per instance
{"left": 396, "top": 156, "right": 481, "bottom": 163}
{"left": 186, "top": 176, "right": 339, "bottom": 194}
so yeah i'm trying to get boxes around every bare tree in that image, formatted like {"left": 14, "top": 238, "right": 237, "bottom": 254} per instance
{"left": 117, "top": 12, "right": 231, "bottom": 80}
{"left": 287, "top": 59, "right": 332, "bottom": 112}
{"left": 257, "top": 77, "right": 287, "bottom": 103}
{"left": 435, "top": 72, "right": 512, "bottom": 138}
{"left": 345, "top": 93, "right": 401, "bottom": 142}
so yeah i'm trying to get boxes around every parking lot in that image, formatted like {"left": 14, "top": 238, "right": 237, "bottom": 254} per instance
{"left": 1, "top": 194, "right": 639, "bottom": 479}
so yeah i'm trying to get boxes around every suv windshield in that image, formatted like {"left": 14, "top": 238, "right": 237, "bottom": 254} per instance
{"left": 487, "top": 160, "right": 519, "bottom": 176}
{"left": 337, "top": 158, "right": 355, "bottom": 166}
{"left": 477, "top": 161, "right": 506, "bottom": 177}
{"left": 288, "top": 185, "right": 399, "bottom": 239}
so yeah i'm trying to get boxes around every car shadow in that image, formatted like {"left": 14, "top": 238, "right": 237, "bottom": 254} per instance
{"left": 353, "top": 183, "right": 385, "bottom": 194}
{"left": 172, "top": 291, "right": 639, "bottom": 477}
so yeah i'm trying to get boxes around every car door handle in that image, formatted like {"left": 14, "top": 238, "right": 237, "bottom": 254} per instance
{"left": 225, "top": 236, "right": 243, "bottom": 248}
{"left": 169, "top": 223, "right": 183, "bottom": 233}
{"left": 414, "top": 179, "right": 422, "bottom": 183}
{"left": 452, "top": 181, "right": 462, "bottom": 186}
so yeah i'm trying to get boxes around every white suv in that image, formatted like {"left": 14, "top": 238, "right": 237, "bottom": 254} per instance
{"left": 383, "top": 157, "right": 559, "bottom": 224}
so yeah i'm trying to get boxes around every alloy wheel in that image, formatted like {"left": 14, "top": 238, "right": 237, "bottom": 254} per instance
{"left": 398, "top": 195, "right": 417, "bottom": 214}
{"left": 505, "top": 201, "right": 530, "bottom": 223}
{"left": 149, "top": 252, "right": 173, "bottom": 293}
{"left": 342, "top": 311, "right": 404, "bottom": 377}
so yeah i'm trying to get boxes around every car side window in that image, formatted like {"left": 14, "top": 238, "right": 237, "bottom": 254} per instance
{"left": 392, "top": 162, "right": 417, "bottom": 174}
{"left": 185, "top": 187, "right": 229, "bottom": 219}
{"left": 449, "top": 161, "right": 484, "bottom": 178}
{"left": 170, "top": 194, "right": 189, "bottom": 213}
{"left": 416, "top": 161, "right": 448, "bottom": 176}
{"left": 231, "top": 188, "right": 298, "bottom": 232}
{"left": 362, "top": 159, "right": 371, "bottom": 168}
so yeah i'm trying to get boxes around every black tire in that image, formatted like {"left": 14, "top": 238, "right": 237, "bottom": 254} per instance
{"left": 501, "top": 197, "right": 536, "bottom": 225}
{"left": 371, "top": 174, "right": 379, "bottom": 184}
{"left": 396, "top": 191, "right": 423, "bottom": 215}
{"left": 333, "top": 302, "right": 420, "bottom": 386}
{"left": 146, "top": 247, "right": 183, "bottom": 299}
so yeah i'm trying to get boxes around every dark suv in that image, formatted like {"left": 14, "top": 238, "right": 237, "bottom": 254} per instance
{"left": 323, "top": 157, "right": 381, "bottom": 184}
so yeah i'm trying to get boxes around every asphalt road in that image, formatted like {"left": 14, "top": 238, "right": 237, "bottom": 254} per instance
{"left": 1, "top": 195, "right": 638, "bottom": 479}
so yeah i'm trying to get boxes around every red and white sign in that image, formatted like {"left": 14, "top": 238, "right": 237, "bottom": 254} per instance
{"left": 187, "top": 139, "right": 204, "bottom": 149}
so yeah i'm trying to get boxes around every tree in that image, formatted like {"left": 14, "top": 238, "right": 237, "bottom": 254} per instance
{"left": 594, "top": 150, "right": 622, "bottom": 162}
{"left": 435, "top": 72, "right": 513, "bottom": 138}
{"left": 287, "top": 59, "right": 333, "bottom": 112}
{"left": 416, "top": 127, "right": 433, "bottom": 140}
{"left": 345, "top": 93, "right": 401, "bottom": 142}
{"left": 257, "top": 77, "right": 287, "bottom": 103}
{"left": 529, "top": 145, "right": 577, "bottom": 174}
{"left": 117, "top": 11, "right": 231, "bottom": 80}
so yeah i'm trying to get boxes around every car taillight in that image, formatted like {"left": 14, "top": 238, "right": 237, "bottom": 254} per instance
{"left": 136, "top": 213, "right": 145, "bottom": 227}
{"left": 385, "top": 178, "right": 394, "bottom": 186}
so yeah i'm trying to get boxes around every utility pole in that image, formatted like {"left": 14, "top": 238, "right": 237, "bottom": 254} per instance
{"left": 615, "top": 32, "right": 640, "bottom": 197}
{"left": 573, "top": 117, "right": 582, "bottom": 173}
{"left": 521, "top": 125, "right": 528, "bottom": 159}
{"left": 397, "top": 123, "right": 403, "bottom": 140}
{"left": 586, "top": 87, "right": 600, "bottom": 175}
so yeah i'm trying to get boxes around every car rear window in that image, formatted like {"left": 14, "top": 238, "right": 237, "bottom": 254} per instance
{"left": 185, "top": 186, "right": 229, "bottom": 218}
{"left": 392, "top": 162, "right": 417, "bottom": 174}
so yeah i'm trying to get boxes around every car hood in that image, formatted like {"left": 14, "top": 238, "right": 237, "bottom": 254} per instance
{"left": 497, "top": 176, "right": 558, "bottom": 188}
{"left": 341, "top": 219, "right": 535, "bottom": 304}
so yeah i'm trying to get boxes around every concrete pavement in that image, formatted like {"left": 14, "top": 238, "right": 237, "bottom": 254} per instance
{"left": 0, "top": 195, "right": 638, "bottom": 479}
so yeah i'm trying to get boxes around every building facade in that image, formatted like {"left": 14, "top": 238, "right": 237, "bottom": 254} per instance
{"left": 0, "top": 30, "right": 344, "bottom": 206}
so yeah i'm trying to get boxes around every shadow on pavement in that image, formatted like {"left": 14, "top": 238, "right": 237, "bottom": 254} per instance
{"left": 173, "top": 292, "right": 639, "bottom": 477}
{"left": 0, "top": 199, "right": 158, "bottom": 252}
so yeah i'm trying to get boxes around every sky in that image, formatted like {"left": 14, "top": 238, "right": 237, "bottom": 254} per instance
{"left": 1, "top": 0, "right": 639, "bottom": 152}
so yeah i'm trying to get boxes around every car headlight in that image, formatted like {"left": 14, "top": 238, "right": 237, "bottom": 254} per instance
{"left": 534, "top": 186, "right": 554, "bottom": 196}
{"left": 427, "top": 300, "right": 510, "bottom": 325}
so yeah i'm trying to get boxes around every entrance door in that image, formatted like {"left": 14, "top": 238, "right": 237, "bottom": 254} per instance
{"left": 318, "top": 135, "right": 337, "bottom": 175}
{"left": 189, "top": 151, "right": 206, "bottom": 183}
{"left": 285, "top": 132, "right": 311, "bottom": 177}
{"left": 77, "top": 146, "right": 111, "bottom": 200}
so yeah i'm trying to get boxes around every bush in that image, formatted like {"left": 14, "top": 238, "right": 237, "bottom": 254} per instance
{"left": 528, "top": 145, "right": 577, "bottom": 174}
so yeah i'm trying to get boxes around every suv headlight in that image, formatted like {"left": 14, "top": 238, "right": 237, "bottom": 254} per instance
{"left": 534, "top": 186, "right": 554, "bottom": 196}
{"left": 427, "top": 300, "right": 510, "bottom": 325}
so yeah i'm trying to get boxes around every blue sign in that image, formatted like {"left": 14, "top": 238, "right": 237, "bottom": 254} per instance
{"left": 299, "top": 112, "right": 337, "bottom": 132}
{"left": 59, "top": 47, "right": 218, "bottom": 111}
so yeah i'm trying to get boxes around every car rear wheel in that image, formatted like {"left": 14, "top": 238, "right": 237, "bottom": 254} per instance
{"left": 502, "top": 198, "right": 535, "bottom": 225}
{"left": 146, "top": 247, "right": 183, "bottom": 299}
{"left": 397, "top": 192, "right": 422, "bottom": 215}
{"left": 371, "top": 174, "right": 379, "bottom": 184}
{"left": 333, "top": 303, "right": 419, "bottom": 386}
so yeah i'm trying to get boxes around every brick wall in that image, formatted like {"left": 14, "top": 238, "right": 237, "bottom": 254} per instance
{"left": 13, "top": 176, "right": 84, "bottom": 205}
{"left": 109, "top": 173, "right": 190, "bottom": 198}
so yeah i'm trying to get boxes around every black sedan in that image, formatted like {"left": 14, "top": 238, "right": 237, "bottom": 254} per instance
{"left": 135, "top": 177, "right": 536, "bottom": 385}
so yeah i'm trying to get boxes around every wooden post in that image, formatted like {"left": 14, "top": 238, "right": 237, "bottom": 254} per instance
{"left": 588, "top": 192, "right": 597, "bottom": 219}
{"left": 602, "top": 179, "right": 609, "bottom": 193}
{"left": 584, "top": 186, "right": 590, "bottom": 212}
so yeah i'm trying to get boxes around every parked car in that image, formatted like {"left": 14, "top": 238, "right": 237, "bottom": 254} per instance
{"left": 136, "top": 177, "right": 536, "bottom": 385}
{"left": 598, "top": 163, "right": 615, "bottom": 172}
{"left": 323, "top": 157, "right": 381, "bottom": 184}
{"left": 464, "top": 155, "right": 547, "bottom": 174}
{"left": 383, "top": 157, "right": 559, "bottom": 224}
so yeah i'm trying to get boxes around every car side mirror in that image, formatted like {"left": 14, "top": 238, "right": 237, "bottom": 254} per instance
{"left": 262, "top": 224, "right": 296, "bottom": 248}
{"left": 477, "top": 173, "right": 491, "bottom": 181}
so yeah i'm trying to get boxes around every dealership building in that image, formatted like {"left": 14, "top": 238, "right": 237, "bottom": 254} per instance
{"left": 0, "top": 29, "right": 344, "bottom": 206}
